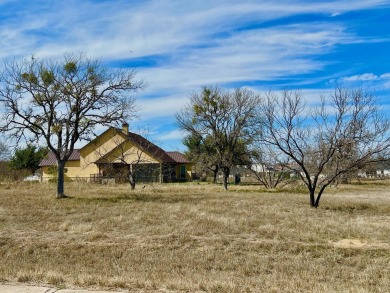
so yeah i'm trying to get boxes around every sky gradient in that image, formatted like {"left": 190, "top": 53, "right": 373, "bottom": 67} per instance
{"left": 1, "top": 0, "right": 389, "bottom": 150}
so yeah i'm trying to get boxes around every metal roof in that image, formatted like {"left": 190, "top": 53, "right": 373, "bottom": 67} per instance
{"left": 39, "top": 149, "right": 80, "bottom": 166}
{"left": 166, "top": 151, "right": 190, "bottom": 163}
{"left": 127, "top": 132, "right": 176, "bottom": 163}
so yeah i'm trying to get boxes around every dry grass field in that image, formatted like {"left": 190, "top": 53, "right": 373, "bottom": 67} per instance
{"left": 0, "top": 180, "right": 389, "bottom": 293}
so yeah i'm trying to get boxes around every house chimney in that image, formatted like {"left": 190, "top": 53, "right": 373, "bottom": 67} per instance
{"left": 122, "top": 122, "right": 129, "bottom": 134}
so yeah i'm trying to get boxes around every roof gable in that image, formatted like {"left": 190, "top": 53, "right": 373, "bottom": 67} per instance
{"left": 80, "top": 127, "right": 126, "bottom": 155}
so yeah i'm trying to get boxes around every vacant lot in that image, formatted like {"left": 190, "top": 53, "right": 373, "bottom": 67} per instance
{"left": 0, "top": 181, "right": 389, "bottom": 292}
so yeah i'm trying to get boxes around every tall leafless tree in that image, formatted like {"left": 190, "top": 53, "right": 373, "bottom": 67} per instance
{"left": 0, "top": 53, "right": 143, "bottom": 197}
{"left": 259, "top": 87, "right": 390, "bottom": 207}
{"left": 176, "top": 86, "right": 261, "bottom": 190}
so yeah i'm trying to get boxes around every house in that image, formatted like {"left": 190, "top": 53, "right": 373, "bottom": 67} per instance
{"left": 375, "top": 160, "right": 390, "bottom": 177}
{"left": 39, "top": 124, "right": 192, "bottom": 183}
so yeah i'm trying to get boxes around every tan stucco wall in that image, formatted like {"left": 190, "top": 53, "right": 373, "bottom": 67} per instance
{"left": 41, "top": 160, "right": 81, "bottom": 182}
{"left": 103, "top": 142, "right": 160, "bottom": 165}
{"left": 79, "top": 129, "right": 127, "bottom": 178}
{"left": 41, "top": 166, "right": 51, "bottom": 181}
{"left": 175, "top": 163, "right": 193, "bottom": 181}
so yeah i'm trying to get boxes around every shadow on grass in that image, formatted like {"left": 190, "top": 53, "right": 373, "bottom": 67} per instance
{"left": 73, "top": 193, "right": 209, "bottom": 204}
{"left": 324, "top": 203, "right": 376, "bottom": 213}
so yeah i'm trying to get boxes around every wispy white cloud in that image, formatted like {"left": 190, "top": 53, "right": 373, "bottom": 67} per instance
{"left": 137, "top": 95, "right": 188, "bottom": 120}
{"left": 341, "top": 72, "right": 390, "bottom": 81}
{"left": 1, "top": 0, "right": 389, "bottom": 149}
{"left": 156, "top": 129, "right": 186, "bottom": 141}
{"left": 1, "top": 0, "right": 387, "bottom": 60}
{"left": 379, "top": 73, "right": 390, "bottom": 79}
{"left": 342, "top": 73, "right": 379, "bottom": 81}
{"left": 135, "top": 22, "right": 353, "bottom": 97}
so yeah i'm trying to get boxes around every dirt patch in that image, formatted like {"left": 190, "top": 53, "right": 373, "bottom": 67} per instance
{"left": 332, "top": 239, "right": 389, "bottom": 249}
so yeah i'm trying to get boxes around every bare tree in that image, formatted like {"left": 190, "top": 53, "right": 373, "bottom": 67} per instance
{"left": 0, "top": 53, "right": 143, "bottom": 197}
{"left": 259, "top": 87, "right": 390, "bottom": 208}
{"left": 249, "top": 143, "right": 292, "bottom": 189}
{"left": 176, "top": 86, "right": 261, "bottom": 190}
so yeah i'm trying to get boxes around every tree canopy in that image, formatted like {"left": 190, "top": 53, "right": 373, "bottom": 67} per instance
{"left": 177, "top": 86, "right": 261, "bottom": 189}
{"left": 9, "top": 145, "right": 48, "bottom": 175}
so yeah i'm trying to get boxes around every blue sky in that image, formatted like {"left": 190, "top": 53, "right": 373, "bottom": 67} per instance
{"left": 1, "top": 0, "right": 389, "bottom": 151}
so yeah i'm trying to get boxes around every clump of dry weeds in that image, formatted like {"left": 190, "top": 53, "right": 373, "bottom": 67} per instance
{"left": 0, "top": 181, "right": 389, "bottom": 292}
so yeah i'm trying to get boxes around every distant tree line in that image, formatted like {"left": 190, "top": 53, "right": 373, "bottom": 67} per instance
{"left": 0, "top": 143, "right": 48, "bottom": 181}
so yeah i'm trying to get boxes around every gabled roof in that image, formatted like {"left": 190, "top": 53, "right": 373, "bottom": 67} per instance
{"left": 39, "top": 149, "right": 80, "bottom": 166}
{"left": 94, "top": 132, "right": 183, "bottom": 164}
{"left": 126, "top": 131, "right": 177, "bottom": 163}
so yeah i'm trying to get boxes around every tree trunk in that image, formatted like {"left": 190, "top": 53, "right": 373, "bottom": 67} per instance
{"left": 313, "top": 185, "right": 327, "bottom": 208}
{"left": 222, "top": 167, "right": 230, "bottom": 190}
{"left": 309, "top": 188, "right": 316, "bottom": 208}
{"left": 129, "top": 172, "right": 136, "bottom": 190}
{"left": 57, "top": 161, "right": 66, "bottom": 198}
{"left": 212, "top": 165, "right": 219, "bottom": 184}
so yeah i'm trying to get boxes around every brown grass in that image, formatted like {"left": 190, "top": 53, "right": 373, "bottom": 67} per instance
{"left": 0, "top": 180, "right": 389, "bottom": 292}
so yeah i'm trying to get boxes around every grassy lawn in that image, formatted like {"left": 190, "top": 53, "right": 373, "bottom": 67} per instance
{"left": 0, "top": 181, "right": 389, "bottom": 292}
